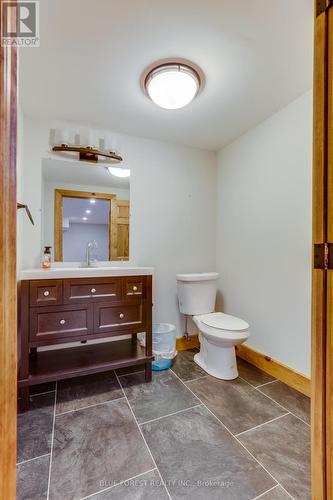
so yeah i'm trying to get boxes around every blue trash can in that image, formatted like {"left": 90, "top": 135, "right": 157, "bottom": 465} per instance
{"left": 152, "top": 323, "right": 177, "bottom": 371}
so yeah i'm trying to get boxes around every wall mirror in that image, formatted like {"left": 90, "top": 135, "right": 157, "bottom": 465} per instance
{"left": 42, "top": 158, "right": 130, "bottom": 262}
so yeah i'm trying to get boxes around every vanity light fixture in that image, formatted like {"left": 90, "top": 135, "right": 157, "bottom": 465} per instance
{"left": 52, "top": 144, "right": 123, "bottom": 163}
{"left": 107, "top": 166, "right": 130, "bottom": 178}
{"left": 89, "top": 199, "right": 96, "bottom": 204}
{"left": 144, "top": 62, "right": 201, "bottom": 109}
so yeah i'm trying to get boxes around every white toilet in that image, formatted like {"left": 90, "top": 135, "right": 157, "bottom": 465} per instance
{"left": 176, "top": 273, "right": 250, "bottom": 380}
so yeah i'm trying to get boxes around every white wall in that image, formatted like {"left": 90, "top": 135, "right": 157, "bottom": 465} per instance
{"left": 216, "top": 91, "right": 312, "bottom": 375}
{"left": 63, "top": 223, "right": 109, "bottom": 261}
{"left": 17, "top": 106, "right": 25, "bottom": 276}
{"left": 19, "top": 116, "right": 217, "bottom": 336}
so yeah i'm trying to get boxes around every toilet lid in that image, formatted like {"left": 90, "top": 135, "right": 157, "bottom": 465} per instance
{"left": 200, "top": 312, "right": 249, "bottom": 332}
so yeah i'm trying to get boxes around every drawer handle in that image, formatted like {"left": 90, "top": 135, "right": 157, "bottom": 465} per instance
{"left": 60, "top": 319, "right": 66, "bottom": 325}
{"left": 133, "top": 286, "right": 138, "bottom": 291}
{"left": 119, "top": 313, "right": 124, "bottom": 319}
{"left": 91, "top": 288, "right": 96, "bottom": 294}
{"left": 43, "top": 290, "right": 50, "bottom": 297}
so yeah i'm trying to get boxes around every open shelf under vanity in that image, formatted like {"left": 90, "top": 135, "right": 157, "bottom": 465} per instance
{"left": 19, "top": 339, "right": 153, "bottom": 387}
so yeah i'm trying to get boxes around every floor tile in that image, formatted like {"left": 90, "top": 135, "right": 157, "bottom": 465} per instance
{"left": 89, "top": 469, "right": 169, "bottom": 499}
{"left": 238, "top": 413, "right": 311, "bottom": 499}
{"left": 30, "top": 381, "right": 56, "bottom": 395}
{"left": 186, "top": 375, "right": 286, "bottom": 435}
{"left": 119, "top": 370, "right": 200, "bottom": 424}
{"left": 56, "top": 371, "right": 123, "bottom": 414}
{"left": 17, "top": 392, "right": 55, "bottom": 463}
{"left": 49, "top": 399, "right": 154, "bottom": 500}
{"left": 171, "top": 349, "right": 207, "bottom": 381}
{"left": 141, "top": 405, "right": 276, "bottom": 500}
{"left": 237, "top": 358, "right": 276, "bottom": 387}
{"left": 259, "top": 485, "right": 291, "bottom": 499}
{"left": 17, "top": 455, "right": 50, "bottom": 500}
{"left": 259, "top": 381, "right": 310, "bottom": 424}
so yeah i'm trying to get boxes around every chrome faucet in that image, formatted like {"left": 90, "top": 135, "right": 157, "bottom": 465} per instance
{"left": 85, "top": 240, "right": 98, "bottom": 267}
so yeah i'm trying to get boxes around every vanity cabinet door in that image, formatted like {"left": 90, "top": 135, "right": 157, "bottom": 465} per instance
{"left": 63, "top": 278, "right": 122, "bottom": 304}
{"left": 30, "top": 280, "right": 63, "bottom": 306}
{"left": 93, "top": 302, "right": 144, "bottom": 335}
{"left": 30, "top": 304, "right": 93, "bottom": 343}
{"left": 124, "top": 277, "right": 146, "bottom": 299}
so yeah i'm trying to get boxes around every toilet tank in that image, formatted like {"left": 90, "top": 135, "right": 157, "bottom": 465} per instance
{"left": 176, "top": 273, "right": 219, "bottom": 315}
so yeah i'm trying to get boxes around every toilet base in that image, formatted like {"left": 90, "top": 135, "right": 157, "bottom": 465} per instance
{"left": 194, "top": 340, "right": 239, "bottom": 380}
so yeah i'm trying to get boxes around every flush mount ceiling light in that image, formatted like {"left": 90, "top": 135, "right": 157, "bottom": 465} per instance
{"left": 144, "top": 62, "right": 201, "bottom": 109}
{"left": 107, "top": 166, "right": 130, "bottom": 178}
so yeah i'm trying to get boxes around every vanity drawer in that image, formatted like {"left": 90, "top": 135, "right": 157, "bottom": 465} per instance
{"left": 30, "top": 304, "right": 93, "bottom": 342}
{"left": 124, "top": 277, "right": 145, "bottom": 299}
{"left": 63, "top": 278, "right": 122, "bottom": 304}
{"left": 93, "top": 302, "right": 144, "bottom": 334}
{"left": 30, "top": 280, "right": 63, "bottom": 307}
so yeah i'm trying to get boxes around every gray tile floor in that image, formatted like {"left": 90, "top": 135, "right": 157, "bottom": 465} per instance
{"left": 17, "top": 349, "right": 311, "bottom": 500}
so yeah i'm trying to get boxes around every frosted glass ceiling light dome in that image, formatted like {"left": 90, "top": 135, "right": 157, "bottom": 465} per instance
{"left": 107, "top": 166, "right": 130, "bottom": 178}
{"left": 144, "top": 63, "right": 201, "bottom": 109}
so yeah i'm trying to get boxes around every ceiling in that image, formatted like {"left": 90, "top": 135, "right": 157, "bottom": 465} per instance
{"left": 20, "top": 0, "right": 314, "bottom": 151}
{"left": 63, "top": 198, "right": 110, "bottom": 225}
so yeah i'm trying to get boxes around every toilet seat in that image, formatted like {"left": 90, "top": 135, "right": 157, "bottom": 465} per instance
{"left": 199, "top": 312, "right": 249, "bottom": 332}
{"left": 194, "top": 312, "right": 249, "bottom": 341}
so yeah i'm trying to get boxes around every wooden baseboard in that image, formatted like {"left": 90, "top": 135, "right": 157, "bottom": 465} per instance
{"left": 236, "top": 344, "right": 310, "bottom": 397}
{"left": 176, "top": 335, "right": 200, "bottom": 351}
{"left": 176, "top": 334, "right": 310, "bottom": 397}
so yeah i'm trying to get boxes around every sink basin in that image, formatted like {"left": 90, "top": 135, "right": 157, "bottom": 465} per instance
{"left": 20, "top": 265, "right": 154, "bottom": 280}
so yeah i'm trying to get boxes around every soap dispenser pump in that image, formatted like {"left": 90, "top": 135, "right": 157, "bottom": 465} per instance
{"left": 42, "top": 246, "right": 52, "bottom": 269}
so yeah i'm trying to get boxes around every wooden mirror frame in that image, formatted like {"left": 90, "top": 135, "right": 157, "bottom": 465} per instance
{"left": 54, "top": 189, "right": 117, "bottom": 261}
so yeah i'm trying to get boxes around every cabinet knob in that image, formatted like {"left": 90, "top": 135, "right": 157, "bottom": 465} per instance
{"left": 43, "top": 290, "right": 50, "bottom": 297}
{"left": 91, "top": 288, "right": 96, "bottom": 294}
{"left": 60, "top": 319, "right": 66, "bottom": 325}
{"left": 119, "top": 313, "right": 124, "bottom": 319}
{"left": 133, "top": 286, "right": 138, "bottom": 291}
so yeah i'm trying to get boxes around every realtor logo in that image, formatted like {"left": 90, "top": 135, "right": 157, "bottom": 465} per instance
{"left": 1, "top": 1, "right": 39, "bottom": 47}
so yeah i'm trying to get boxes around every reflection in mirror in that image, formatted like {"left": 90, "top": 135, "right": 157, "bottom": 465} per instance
{"left": 62, "top": 196, "right": 111, "bottom": 262}
{"left": 41, "top": 159, "right": 130, "bottom": 262}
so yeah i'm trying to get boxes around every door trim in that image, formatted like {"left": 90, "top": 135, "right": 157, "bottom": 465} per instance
{"left": 54, "top": 189, "right": 116, "bottom": 261}
{"left": 0, "top": 0, "right": 18, "bottom": 497}
{"left": 312, "top": 1, "right": 333, "bottom": 497}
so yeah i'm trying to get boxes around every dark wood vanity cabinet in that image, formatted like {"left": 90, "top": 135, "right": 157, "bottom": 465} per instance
{"left": 18, "top": 275, "right": 153, "bottom": 411}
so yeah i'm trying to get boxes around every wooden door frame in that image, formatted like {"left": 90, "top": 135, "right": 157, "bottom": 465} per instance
{"left": 312, "top": 1, "right": 333, "bottom": 498}
{"left": 325, "top": 5, "right": 333, "bottom": 496}
{"left": 0, "top": 0, "right": 17, "bottom": 498}
{"left": 54, "top": 189, "right": 116, "bottom": 261}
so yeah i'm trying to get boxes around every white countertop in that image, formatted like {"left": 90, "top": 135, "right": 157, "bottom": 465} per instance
{"left": 20, "top": 265, "right": 154, "bottom": 280}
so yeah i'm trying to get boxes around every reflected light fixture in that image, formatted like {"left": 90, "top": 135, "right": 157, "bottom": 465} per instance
{"left": 85, "top": 209, "right": 91, "bottom": 214}
{"left": 107, "top": 166, "right": 130, "bottom": 178}
{"left": 89, "top": 198, "right": 96, "bottom": 204}
{"left": 144, "top": 62, "right": 201, "bottom": 109}
{"left": 82, "top": 217, "right": 88, "bottom": 221}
